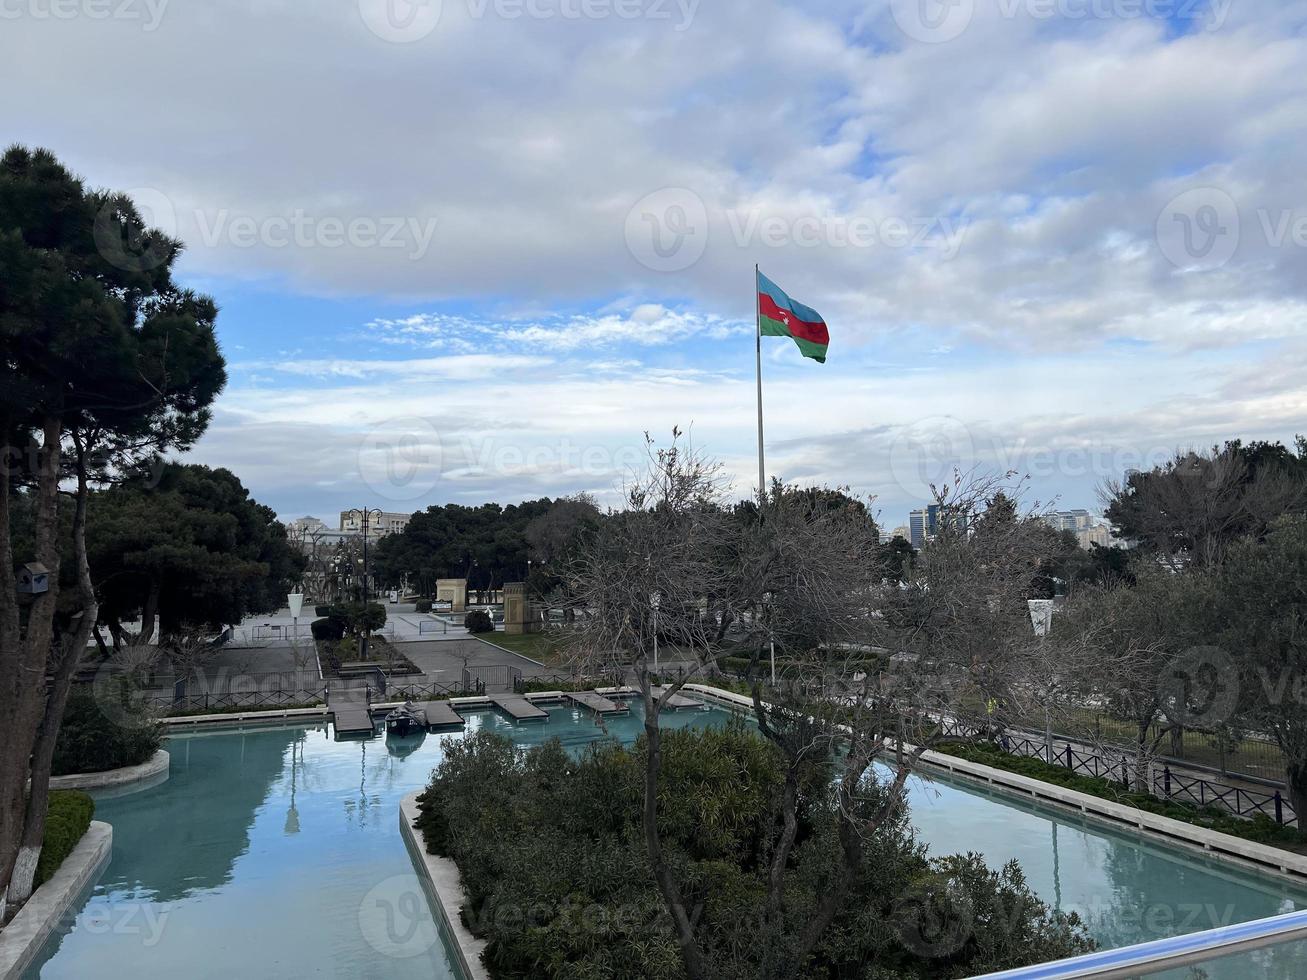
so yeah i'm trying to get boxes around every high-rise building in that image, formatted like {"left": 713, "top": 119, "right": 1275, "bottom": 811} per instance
{"left": 1045, "top": 509, "right": 1095, "bottom": 532}
{"left": 909, "top": 504, "right": 941, "bottom": 548}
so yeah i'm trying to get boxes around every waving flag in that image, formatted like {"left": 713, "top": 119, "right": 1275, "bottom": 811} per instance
{"left": 757, "top": 270, "right": 830, "bottom": 363}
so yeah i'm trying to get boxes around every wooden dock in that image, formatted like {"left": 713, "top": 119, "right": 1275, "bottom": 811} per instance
{"left": 332, "top": 702, "right": 375, "bottom": 737}
{"left": 489, "top": 694, "right": 549, "bottom": 722}
{"left": 651, "top": 686, "right": 702, "bottom": 711}
{"left": 416, "top": 700, "right": 466, "bottom": 729}
{"left": 566, "top": 691, "right": 628, "bottom": 717}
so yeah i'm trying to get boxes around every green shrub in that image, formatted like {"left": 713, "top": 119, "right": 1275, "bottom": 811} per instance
{"left": 311, "top": 617, "right": 345, "bottom": 642}
{"left": 36, "top": 791, "right": 95, "bottom": 887}
{"left": 465, "top": 610, "right": 495, "bottom": 634}
{"left": 52, "top": 692, "right": 163, "bottom": 776}
{"left": 416, "top": 599, "right": 433, "bottom": 613}
{"left": 417, "top": 724, "right": 1093, "bottom": 979}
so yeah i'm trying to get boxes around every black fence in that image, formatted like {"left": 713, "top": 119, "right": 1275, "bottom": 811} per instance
{"left": 463, "top": 665, "right": 521, "bottom": 692}
{"left": 941, "top": 719, "right": 1296, "bottom": 828}
{"left": 389, "top": 680, "right": 485, "bottom": 700}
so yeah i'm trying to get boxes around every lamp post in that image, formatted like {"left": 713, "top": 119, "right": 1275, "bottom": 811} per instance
{"left": 345, "top": 507, "right": 384, "bottom": 661}
{"left": 763, "top": 592, "right": 775, "bottom": 684}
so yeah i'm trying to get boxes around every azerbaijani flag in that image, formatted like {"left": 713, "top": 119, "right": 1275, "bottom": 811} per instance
{"left": 757, "top": 270, "right": 830, "bottom": 363}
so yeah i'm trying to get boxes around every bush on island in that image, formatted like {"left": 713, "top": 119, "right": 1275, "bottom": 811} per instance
{"left": 415, "top": 722, "right": 1093, "bottom": 978}
{"left": 52, "top": 692, "right": 162, "bottom": 777}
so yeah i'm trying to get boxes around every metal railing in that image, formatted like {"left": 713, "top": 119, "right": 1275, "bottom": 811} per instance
{"left": 388, "top": 680, "right": 484, "bottom": 700}
{"left": 966, "top": 908, "right": 1307, "bottom": 979}
{"left": 463, "top": 665, "right": 521, "bottom": 692}
{"left": 939, "top": 719, "right": 1295, "bottom": 828}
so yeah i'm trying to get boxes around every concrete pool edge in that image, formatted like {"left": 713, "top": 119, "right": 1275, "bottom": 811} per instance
{"left": 49, "top": 750, "right": 170, "bottom": 798}
{"left": 682, "top": 684, "right": 1307, "bottom": 884}
{"left": 0, "top": 821, "right": 112, "bottom": 980}
{"left": 399, "top": 792, "right": 490, "bottom": 980}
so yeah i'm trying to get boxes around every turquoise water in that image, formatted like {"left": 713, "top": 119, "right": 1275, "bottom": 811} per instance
{"left": 24, "top": 702, "right": 1307, "bottom": 979}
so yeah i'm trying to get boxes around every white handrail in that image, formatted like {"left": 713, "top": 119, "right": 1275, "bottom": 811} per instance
{"left": 966, "top": 907, "right": 1307, "bottom": 979}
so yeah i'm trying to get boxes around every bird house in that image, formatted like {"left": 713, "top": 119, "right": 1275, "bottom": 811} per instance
{"left": 16, "top": 563, "right": 50, "bottom": 596}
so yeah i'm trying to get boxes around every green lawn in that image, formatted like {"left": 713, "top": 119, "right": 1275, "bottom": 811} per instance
{"left": 478, "top": 631, "right": 569, "bottom": 665}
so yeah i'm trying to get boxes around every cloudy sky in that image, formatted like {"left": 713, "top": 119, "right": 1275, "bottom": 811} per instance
{"left": 5, "top": 0, "right": 1305, "bottom": 529}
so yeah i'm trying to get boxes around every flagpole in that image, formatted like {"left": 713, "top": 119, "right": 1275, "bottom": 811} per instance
{"left": 755, "top": 264, "right": 766, "bottom": 509}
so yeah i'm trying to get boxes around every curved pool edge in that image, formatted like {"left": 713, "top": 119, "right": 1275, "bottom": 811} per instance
{"left": 0, "top": 822, "right": 112, "bottom": 980}
{"left": 399, "top": 792, "right": 490, "bottom": 980}
{"left": 49, "top": 751, "right": 170, "bottom": 800}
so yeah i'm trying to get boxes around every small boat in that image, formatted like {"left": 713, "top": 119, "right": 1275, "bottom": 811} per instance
{"left": 384, "top": 701, "right": 426, "bottom": 736}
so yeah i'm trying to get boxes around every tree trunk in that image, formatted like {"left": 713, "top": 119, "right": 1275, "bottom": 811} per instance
{"left": 0, "top": 416, "right": 63, "bottom": 916}
{"left": 1286, "top": 761, "right": 1307, "bottom": 829}
{"left": 1134, "top": 724, "right": 1151, "bottom": 793}
{"left": 138, "top": 579, "right": 161, "bottom": 646}
{"left": 640, "top": 669, "right": 709, "bottom": 980}
{"left": 9, "top": 451, "right": 98, "bottom": 903}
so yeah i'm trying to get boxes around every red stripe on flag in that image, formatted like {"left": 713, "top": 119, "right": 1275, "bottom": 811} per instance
{"left": 759, "top": 292, "right": 829, "bottom": 346}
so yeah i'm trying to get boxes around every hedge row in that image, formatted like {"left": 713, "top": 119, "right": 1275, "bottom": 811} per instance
{"left": 52, "top": 692, "right": 163, "bottom": 776}
{"left": 934, "top": 740, "right": 1303, "bottom": 848}
{"left": 36, "top": 791, "right": 95, "bottom": 887}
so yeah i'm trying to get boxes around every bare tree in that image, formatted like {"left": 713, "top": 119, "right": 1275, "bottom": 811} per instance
{"left": 567, "top": 436, "right": 1067, "bottom": 979}
{"left": 1048, "top": 569, "right": 1216, "bottom": 792}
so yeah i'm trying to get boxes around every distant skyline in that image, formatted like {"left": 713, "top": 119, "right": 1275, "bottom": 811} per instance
{"left": 7, "top": 1, "right": 1304, "bottom": 522}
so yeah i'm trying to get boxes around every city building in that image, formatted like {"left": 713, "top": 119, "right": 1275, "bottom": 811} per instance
{"left": 1044, "top": 509, "right": 1096, "bottom": 533}
{"left": 1077, "top": 524, "right": 1113, "bottom": 549}
{"left": 909, "top": 504, "right": 941, "bottom": 548}
{"left": 338, "top": 510, "right": 412, "bottom": 537}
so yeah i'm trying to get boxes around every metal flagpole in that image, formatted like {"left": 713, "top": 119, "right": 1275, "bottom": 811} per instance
{"left": 755, "top": 264, "right": 766, "bottom": 509}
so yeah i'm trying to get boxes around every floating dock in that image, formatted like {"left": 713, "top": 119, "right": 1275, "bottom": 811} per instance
{"left": 489, "top": 694, "right": 549, "bottom": 722}
{"left": 566, "top": 691, "right": 629, "bottom": 717}
{"left": 416, "top": 700, "right": 466, "bottom": 729}
{"left": 650, "top": 686, "right": 701, "bottom": 711}
{"left": 332, "top": 702, "right": 375, "bottom": 737}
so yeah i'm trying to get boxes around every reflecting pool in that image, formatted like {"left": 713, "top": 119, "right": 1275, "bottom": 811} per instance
{"left": 24, "top": 701, "right": 1307, "bottom": 979}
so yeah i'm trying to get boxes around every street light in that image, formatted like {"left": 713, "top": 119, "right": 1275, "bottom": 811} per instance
{"left": 345, "top": 507, "right": 384, "bottom": 661}
{"left": 763, "top": 592, "right": 776, "bottom": 684}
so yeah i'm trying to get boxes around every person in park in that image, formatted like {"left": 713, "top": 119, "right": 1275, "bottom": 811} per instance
{"left": 0, "top": 146, "right": 226, "bottom": 912}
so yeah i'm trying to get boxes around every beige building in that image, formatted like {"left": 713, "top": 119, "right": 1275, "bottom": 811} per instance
{"left": 339, "top": 510, "right": 413, "bottom": 537}
{"left": 1077, "top": 524, "right": 1113, "bottom": 549}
